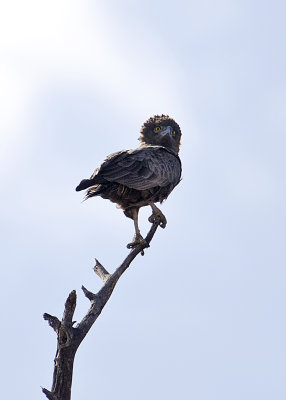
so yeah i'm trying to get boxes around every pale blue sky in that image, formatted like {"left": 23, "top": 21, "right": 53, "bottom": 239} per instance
{"left": 0, "top": 1, "right": 285, "bottom": 399}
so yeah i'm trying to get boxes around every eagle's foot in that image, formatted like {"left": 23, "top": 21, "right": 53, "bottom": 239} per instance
{"left": 148, "top": 209, "right": 167, "bottom": 228}
{"left": 127, "top": 233, "right": 147, "bottom": 249}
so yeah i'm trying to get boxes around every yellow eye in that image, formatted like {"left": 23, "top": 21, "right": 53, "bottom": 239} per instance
{"left": 172, "top": 130, "right": 176, "bottom": 136}
{"left": 154, "top": 126, "right": 161, "bottom": 132}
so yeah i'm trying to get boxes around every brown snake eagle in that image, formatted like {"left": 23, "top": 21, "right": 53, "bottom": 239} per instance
{"left": 76, "top": 114, "right": 182, "bottom": 248}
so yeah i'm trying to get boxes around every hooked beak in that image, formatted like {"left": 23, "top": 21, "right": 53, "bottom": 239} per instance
{"left": 158, "top": 125, "right": 173, "bottom": 137}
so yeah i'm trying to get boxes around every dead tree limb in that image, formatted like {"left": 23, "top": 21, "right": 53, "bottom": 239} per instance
{"left": 42, "top": 220, "right": 160, "bottom": 400}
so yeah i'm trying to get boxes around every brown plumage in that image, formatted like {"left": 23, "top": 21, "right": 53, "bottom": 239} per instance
{"left": 76, "top": 115, "right": 182, "bottom": 248}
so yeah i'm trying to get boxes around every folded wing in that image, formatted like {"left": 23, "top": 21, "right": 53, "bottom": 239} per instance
{"left": 93, "top": 146, "right": 181, "bottom": 190}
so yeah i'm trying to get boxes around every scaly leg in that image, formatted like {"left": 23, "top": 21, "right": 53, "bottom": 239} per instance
{"left": 127, "top": 208, "right": 146, "bottom": 249}
{"left": 148, "top": 202, "right": 167, "bottom": 228}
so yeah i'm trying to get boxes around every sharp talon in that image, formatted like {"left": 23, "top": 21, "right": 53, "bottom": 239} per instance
{"left": 148, "top": 211, "right": 167, "bottom": 228}
{"left": 127, "top": 234, "right": 146, "bottom": 249}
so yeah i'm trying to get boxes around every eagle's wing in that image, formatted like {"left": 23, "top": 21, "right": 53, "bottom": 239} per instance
{"left": 94, "top": 146, "right": 181, "bottom": 190}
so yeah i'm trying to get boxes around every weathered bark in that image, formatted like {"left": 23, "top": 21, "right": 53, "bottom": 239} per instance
{"left": 42, "top": 220, "right": 160, "bottom": 400}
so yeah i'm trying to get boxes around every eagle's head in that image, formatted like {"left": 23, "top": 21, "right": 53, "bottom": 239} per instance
{"left": 139, "top": 114, "right": 182, "bottom": 154}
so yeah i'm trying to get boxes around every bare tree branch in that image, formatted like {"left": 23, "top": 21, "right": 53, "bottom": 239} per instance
{"left": 93, "top": 258, "right": 111, "bottom": 282}
{"left": 42, "top": 220, "right": 160, "bottom": 400}
{"left": 62, "top": 290, "right": 77, "bottom": 330}
{"left": 42, "top": 388, "right": 56, "bottom": 400}
{"left": 81, "top": 285, "right": 96, "bottom": 301}
{"left": 43, "top": 314, "right": 61, "bottom": 333}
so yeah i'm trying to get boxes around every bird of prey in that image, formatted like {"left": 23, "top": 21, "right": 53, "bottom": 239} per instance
{"left": 76, "top": 114, "right": 182, "bottom": 248}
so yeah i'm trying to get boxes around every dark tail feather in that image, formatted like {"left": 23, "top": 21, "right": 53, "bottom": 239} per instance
{"left": 84, "top": 184, "right": 108, "bottom": 199}
{"left": 75, "top": 179, "right": 94, "bottom": 191}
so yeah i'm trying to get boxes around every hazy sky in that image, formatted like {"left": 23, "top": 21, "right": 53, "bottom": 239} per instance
{"left": 1, "top": 1, "right": 285, "bottom": 399}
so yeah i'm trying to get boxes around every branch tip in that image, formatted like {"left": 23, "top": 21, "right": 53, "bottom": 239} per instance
{"left": 82, "top": 285, "right": 96, "bottom": 301}
{"left": 42, "top": 387, "right": 56, "bottom": 400}
{"left": 65, "top": 290, "right": 77, "bottom": 308}
{"left": 62, "top": 290, "right": 77, "bottom": 326}
{"left": 93, "top": 258, "right": 111, "bottom": 282}
{"left": 43, "top": 313, "right": 61, "bottom": 332}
